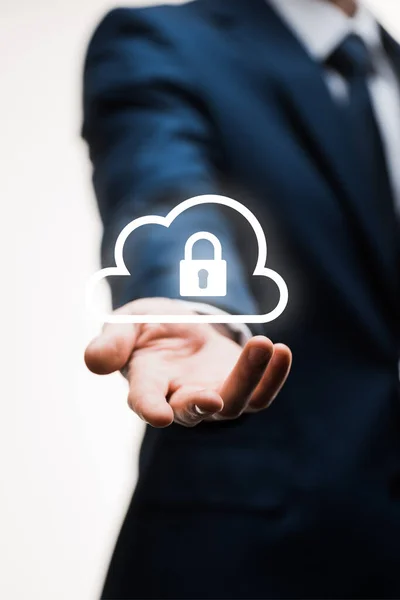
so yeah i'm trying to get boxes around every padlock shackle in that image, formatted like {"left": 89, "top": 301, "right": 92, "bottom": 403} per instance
{"left": 184, "top": 232, "right": 223, "bottom": 262}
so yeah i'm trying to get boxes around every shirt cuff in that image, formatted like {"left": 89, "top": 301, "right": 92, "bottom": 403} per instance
{"left": 179, "top": 301, "right": 252, "bottom": 346}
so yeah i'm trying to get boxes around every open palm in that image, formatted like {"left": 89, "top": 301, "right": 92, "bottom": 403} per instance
{"left": 85, "top": 298, "right": 292, "bottom": 427}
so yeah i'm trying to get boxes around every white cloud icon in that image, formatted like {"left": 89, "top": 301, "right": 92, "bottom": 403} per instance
{"left": 86, "top": 194, "right": 289, "bottom": 324}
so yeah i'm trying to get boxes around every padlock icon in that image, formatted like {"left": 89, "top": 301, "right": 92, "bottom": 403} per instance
{"left": 180, "top": 232, "right": 227, "bottom": 297}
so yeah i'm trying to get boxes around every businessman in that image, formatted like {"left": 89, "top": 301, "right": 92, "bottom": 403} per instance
{"left": 83, "top": 0, "right": 400, "bottom": 598}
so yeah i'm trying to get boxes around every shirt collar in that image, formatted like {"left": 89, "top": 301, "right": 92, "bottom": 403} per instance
{"left": 267, "top": 0, "right": 382, "bottom": 62}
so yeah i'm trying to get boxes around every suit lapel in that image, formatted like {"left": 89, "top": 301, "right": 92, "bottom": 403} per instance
{"left": 382, "top": 27, "right": 400, "bottom": 67}
{"left": 208, "top": 0, "right": 398, "bottom": 297}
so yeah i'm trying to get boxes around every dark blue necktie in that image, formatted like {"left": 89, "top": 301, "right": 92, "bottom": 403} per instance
{"left": 327, "top": 34, "right": 398, "bottom": 275}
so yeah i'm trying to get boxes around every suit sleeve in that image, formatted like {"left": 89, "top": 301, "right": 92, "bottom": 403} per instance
{"left": 82, "top": 7, "right": 260, "bottom": 316}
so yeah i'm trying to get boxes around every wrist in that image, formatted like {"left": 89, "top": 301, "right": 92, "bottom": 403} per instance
{"left": 178, "top": 300, "right": 252, "bottom": 346}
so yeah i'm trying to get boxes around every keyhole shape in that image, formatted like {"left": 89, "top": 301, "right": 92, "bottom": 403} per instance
{"left": 198, "top": 269, "right": 209, "bottom": 290}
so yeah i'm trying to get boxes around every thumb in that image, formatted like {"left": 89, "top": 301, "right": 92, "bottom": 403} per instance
{"left": 85, "top": 322, "right": 138, "bottom": 375}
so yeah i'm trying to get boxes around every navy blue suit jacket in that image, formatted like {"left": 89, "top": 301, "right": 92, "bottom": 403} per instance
{"left": 83, "top": 1, "right": 400, "bottom": 597}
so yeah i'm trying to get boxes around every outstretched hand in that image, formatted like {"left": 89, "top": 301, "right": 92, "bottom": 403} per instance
{"left": 85, "top": 298, "right": 292, "bottom": 427}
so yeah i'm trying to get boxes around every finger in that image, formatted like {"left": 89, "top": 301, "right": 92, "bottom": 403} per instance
{"left": 168, "top": 386, "right": 224, "bottom": 427}
{"left": 127, "top": 357, "right": 174, "bottom": 428}
{"left": 85, "top": 303, "right": 141, "bottom": 375}
{"left": 248, "top": 343, "right": 292, "bottom": 411}
{"left": 85, "top": 322, "right": 138, "bottom": 375}
{"left": 217, "top": 336, "right": 274, "bottom": 419}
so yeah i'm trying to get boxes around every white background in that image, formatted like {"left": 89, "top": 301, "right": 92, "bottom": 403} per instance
{"left": 1, "top": 1, "right": 400, "bottom": 599}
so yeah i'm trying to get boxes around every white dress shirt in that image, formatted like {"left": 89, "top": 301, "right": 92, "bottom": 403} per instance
{"left": 187, "top": 1, "right": 400, "bottom": 344}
